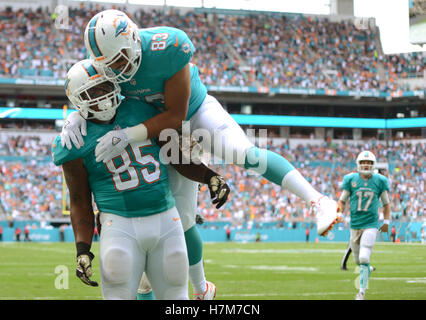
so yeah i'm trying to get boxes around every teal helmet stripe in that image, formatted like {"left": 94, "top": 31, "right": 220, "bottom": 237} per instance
{"left": 64, "top": 78, "right": 70, "bottom": 92}
{"left": 82, "top": 61, "right": 98, "bottom": 77}
{"left": 88, "top": 16, "right": 103, "bottom": 58}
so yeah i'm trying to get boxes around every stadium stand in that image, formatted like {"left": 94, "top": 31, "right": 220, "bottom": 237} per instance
{"left": 0, "top": 5, "right": 425, "bottom": 91}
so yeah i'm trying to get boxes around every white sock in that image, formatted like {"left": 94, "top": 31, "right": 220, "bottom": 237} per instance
{"left": 281, "top": 169, "right": 323, "bottom": 204}
{"left": 189, "top": 259, "right": 207, "bottom": 294}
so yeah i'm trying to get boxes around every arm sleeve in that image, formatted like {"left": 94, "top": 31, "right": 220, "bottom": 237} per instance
{"left": 380, "top": 190, "right": 390, "bottom": 206}
{"left": 339, "top": 189, "right": 350, "bottom": 202}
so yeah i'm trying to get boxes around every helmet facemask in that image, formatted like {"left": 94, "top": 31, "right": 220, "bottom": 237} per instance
{"left": 93, "top": 24, "right": 142, "bottom": 83}
{"left": 356, "top": 151, "right": 376, "bottom": 176}
{"left": 73, "top": 80, "right": 121, "bottom": 121}
{"left": 357, "top": 160, "right": 375, "bottom": 175}
{"left": 102, "top": 46, "right": 141, "bottom": 83}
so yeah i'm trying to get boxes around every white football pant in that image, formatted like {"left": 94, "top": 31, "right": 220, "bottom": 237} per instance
{"left": 190, "top": 94, "right": 255, "bottom": 166}
{"left": 165, "top": 94, "right": 254, "bottom": 231}
{"left": 98, "top": 207, "right": 189, "bottom": 300}
{"left": 167, "top": 165, "right": 199, "bottom": 231}
{"left": 350, "top": 228, "right": 378, "bottom": 265}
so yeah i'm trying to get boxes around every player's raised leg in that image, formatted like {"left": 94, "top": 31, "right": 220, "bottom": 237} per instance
{"left": 190, "top": 95, "right": 339, "bottom": 236}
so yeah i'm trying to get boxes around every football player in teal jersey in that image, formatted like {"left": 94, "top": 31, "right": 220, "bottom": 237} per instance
{"left": 60, "top": 9, "right": 340, "bottom": 298}
{"left": 337, "top": 151, "right": 391, "bottom": 300}
{"left": 53, "top": 59, "right": 229, "bottom": 299}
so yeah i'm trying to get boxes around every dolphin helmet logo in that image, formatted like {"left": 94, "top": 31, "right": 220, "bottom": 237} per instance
{"left": 114, "top": 19, "right": 129, "bottom": 37}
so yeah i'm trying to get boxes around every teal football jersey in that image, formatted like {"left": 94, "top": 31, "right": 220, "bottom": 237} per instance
{"left": 120, "top": 26, "right": 207, "bottom": 120}
{"left": 52, "top": 98, "right": 175, "bottom": 218}
{"left": 342, "top": 173, "right": 390, "bottom": 229}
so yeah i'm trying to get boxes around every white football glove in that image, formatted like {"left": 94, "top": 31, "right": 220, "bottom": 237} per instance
{"left": 60, "top": 112, "right": 87, "bottom": 150}
{"left": 95, "top": 128, "right": 130, "bottom": 163}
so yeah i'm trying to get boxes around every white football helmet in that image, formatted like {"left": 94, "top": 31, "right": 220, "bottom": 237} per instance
{"left": 65, "top": 59, "right": 121, "bottom": 121}
{"left": 84, "top": 9, "right": 141, "bottom": 83}
{"left": 356, "top": 151, "right": 376, "bottom": 175}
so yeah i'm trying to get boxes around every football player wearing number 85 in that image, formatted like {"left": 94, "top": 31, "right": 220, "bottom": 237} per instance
{"left": 337, "top": 151, "right": 391, "bottom": 300}
{"left": 52, "top": 59, "right": 230, "bottom": 300}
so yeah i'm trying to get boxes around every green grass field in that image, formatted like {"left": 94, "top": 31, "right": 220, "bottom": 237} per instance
{"left": 0, "top": 241, "right": 425, "bottom": 300}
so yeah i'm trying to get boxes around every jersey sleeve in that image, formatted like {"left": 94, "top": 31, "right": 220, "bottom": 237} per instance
{"left": 342, "top": 174, "right": 352, "bottom": 192}
{"left": 51, "top": 135, "right": 84, "bottom": 166}
{"left": 167, "top": 28, "right": 194, "bottom": 78}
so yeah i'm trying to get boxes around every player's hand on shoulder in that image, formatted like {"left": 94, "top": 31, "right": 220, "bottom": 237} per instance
{"left": 60, "top": 112, "right": 87, "bottom": 150}
{"left": 95, "top": 128, "right": 130, "bottom": 163}
{"left": 208, "top": 175, "right": 230, "bottom": 209}
{"left": 76, "top": 242, "right": 98, "bottom": 287}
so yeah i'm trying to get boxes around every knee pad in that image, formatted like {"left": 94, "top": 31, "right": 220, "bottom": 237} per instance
{"left": 359, "top": 247, "right": 372, "bottom": 265}
{"left": 358, "top": 229, "right": 376, "bottom": 264}
{"left": 102, "top": 246, "right": 132, "bottom": 284}
{"left": 163, "top": 236, "right": 189, "bottom": 287}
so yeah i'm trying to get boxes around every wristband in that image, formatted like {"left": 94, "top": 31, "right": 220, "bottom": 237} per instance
{"left": 125, "top": 123, "right": 148, "bottom": 143}
{"left": 76, "top": 241, "right": 92, "bottom": 257}
{"left": 203, "top": 169, "right": 216, "bottom": 185}
{"left": 383, "top": 219, "right": 390, "bottom": 225}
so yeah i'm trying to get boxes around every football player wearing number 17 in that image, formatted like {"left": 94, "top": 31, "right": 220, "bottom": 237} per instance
{"left": 52, "top": 60, "right": 230, "bottom": 300}
{"left": 60, "top": 9, "right": 341, "bottom": 298}
{"left": 337, "top": 151, "right": 391, "bottom": 300}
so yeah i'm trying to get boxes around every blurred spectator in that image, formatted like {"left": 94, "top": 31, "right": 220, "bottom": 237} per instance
{"left": 14, "top": 227, "right": 21, "bottom": 241}
{"left": 391, "top": 225, "right": 396, "bottom": 242}
{"left": 24, "top": 223, "right": 30, "bottom": 241}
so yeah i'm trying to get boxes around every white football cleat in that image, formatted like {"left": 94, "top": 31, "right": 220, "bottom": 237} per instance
{"left": 355, "top": 291, "right": 365, "bottom": 300}
{"left": 311, "top": 196, "right": 341, "bottom": 236}
{"left": 193, "top": 281, "right": 216, "bottom": 300}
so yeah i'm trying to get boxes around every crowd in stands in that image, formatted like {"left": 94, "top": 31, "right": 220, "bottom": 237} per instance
{"left": 0, "top": 159, "right": 62, "bottom": 220}
{"left": 0, "top": 5, "right": 424, "bottom": 91}
{"left": 0, "top": 135, "right": 52, "bottom": 157}
{"left": 0, "top": 134, "right": 424, "bottom": 227}
{"left": 383, "top": 51, "right": 426, "bottom": 80}
{"left": 0, "top": 5, "right": 94, "bottom": 79}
